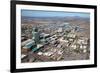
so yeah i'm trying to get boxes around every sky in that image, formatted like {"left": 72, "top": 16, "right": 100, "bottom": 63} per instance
{"left": 21, "top": 10, "right": 90, "bottom": 18}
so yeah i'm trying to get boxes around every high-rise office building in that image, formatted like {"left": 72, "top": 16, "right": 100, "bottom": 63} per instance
{"left": 32, "top": 27, "right": 40, "bottom": 44}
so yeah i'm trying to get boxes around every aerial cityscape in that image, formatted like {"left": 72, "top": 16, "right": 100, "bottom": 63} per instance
{"left": 21, "top": 10, "right": 90, "bottom": 63}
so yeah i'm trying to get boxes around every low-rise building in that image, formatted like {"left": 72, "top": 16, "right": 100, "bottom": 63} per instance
{"left": 21, "top": 46, "right": 31, "bottom": 54}
{"left": 21, "top": 39, "right": 33, "bottom": 47}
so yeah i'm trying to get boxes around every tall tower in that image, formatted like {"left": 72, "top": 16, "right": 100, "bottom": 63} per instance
{"left": 32, "top": 27, "right": 40, "bottom": 44}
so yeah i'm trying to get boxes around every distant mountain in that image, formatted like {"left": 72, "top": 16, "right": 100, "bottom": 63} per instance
{"left": 22, "top": 16, "right": 89, "bottom": 19}
{"left": 21, "top": 16, "right": 90, "bottom": 24}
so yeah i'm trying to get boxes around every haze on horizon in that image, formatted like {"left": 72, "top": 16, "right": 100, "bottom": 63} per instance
{"left": 21, "top": 10, "right": 90, "bottom": 18}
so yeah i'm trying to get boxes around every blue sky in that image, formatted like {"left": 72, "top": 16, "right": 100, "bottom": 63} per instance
{"left": 21, "top": 10, "right": 90, "bottom": 18}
